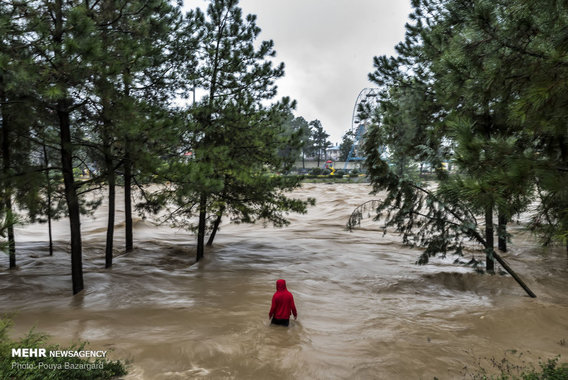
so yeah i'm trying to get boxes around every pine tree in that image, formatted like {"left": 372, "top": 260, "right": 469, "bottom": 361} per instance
{"left": 21, "top": 0, "right": 109, "bottom": 293}
{"left": 357, "top": 0, "right": 552, "bottom": 296}
{"left": 85, "top": 0, "right": 183, "bottom": 267}
{"left": 0, "top": 1, "right": 44, "bottom": 268}
{"left": 113, "top": 0, "right": 184, "bottom": 254}
{"left": 339, "top": 131, "right": 354, "bottom": 162}
{"left": 290, "top": 116, "right": 311, "bottom": 169}
{"left": 170, "top": 0, "right": 311, "bottom": 259}
{"left": 309, "top": 120, "right": 330, "bottom": 167}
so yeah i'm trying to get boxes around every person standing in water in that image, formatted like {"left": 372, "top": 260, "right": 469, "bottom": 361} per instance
{"left": 268, "top": 279, "right": 298, "bottom": 326}
{"left": 269, "top": 279, "right": 297, "bottom": 326}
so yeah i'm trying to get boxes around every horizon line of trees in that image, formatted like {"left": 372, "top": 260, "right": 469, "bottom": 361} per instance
{"left": 0, "top": 0, "right": 317, "bottom": 295}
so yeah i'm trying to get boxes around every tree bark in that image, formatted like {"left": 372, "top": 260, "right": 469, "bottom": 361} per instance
{"left": 5, "top": 200, "right": 15, "bottom": 269}
{"left": 43, "top": 143, "right": 54, "bottom": 256}
{"left": 2, "top": 125, "right": 16, "bottom": 269}
{"left": 491, "top": 249, "right": 536, "bottom": 298}
{"left": 416, "top": 182, "right": 536, "bottom": 297}
{"left": 498, "top": 209, "right": 507, "bottom": 252}
{"left": 485, "top": 202, "right": 495, "bottom": 273}
{"left": 123, "top": 70, "right": 133, "bottom": 253}
{"left": 206, "top": 206, "right": 224, "bottom": 247}
{"left": 1, "top": 80, "right": 16, "bottom": 269}
{"left": 58, "top": 102, "right": 84, "bottom": 294}
{"left": 196, "top": 192, "right": 207, "bottom": 261}
{"left": 105, "top": 154, "right": 115, "bottom": 268}
{"left": 124, "top": 151, "right": 133, "bottom": 252}
{"left": 53, "top": 0, "right": 83, "bottom": 294}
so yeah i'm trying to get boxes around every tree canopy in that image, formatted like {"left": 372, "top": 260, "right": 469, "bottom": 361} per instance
{"left": 0, "top": 0, "right": 314, "bottom": 294}
{"left": 354, "top": 0, "right": 568, "bottom": 297}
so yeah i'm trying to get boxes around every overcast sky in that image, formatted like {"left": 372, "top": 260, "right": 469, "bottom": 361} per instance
{"left": 183, "top": 0, "right": 412, "bottom": 144}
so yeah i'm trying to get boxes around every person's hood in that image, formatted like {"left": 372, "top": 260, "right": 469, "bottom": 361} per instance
{"left": 276, "top": 279, "right": 287, "bottom": 291}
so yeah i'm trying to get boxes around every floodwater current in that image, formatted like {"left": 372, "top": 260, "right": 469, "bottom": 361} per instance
{"left": 1, "top": 183, "right": 568, "bottom": 379}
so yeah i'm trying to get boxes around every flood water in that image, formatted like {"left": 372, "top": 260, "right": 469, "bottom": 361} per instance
{"left": 2, "top": 183, "right": 568, "bottom": 379}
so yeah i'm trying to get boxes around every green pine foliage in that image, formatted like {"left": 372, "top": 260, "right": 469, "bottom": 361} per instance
{"left": 0, "top": 0, "right": 185, "bottom": 282}
{"left": 288, "top": 115, "right": 312, "bottom": 168}
{"left": 0, "top": 0, "right": 46, "bottom": 268}
{"left": 309, "top": 119, "right": 331, "bottom": 166}
{"left": 1, "top": 0, "right": 315, "bottom": 291}
{"left": 144, "top": 0, "right": 314, "bottom": 258}
{"left": 358, "top": 0, "right": 567, "bottom": 293}
{"left": 339, "top": 130, "right": 354, "bottom": 162}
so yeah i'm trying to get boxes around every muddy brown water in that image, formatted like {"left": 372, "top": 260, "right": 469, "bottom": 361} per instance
{"left": 1, "top": 183, "right": 568, "bottom": 379}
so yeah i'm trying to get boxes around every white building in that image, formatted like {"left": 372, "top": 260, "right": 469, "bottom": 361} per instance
{"left": 326, "top": 144, "right": 341, "bottom": 161}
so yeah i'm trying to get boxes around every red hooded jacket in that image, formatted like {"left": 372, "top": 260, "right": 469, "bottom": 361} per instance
{"left": 269, "top": 279, "right": 297, "bottom": 320}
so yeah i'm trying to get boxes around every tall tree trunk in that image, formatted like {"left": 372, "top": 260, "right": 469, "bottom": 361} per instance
{"left": 196, "top": 192, "right": 207, "bottom": 261}
{"left": 105, "top": 177, "right": 115, "bottom": 268}
{"left": 99, "top": 2, "right": 117, "bottom": 264}
{"left": 43, "top": 143, "right": 54, "bottom": 256}
{"left": 58, "top": 102, "right": 84, "bottom": 294}
{"left": 195, "top": 18, "right": 225, "bottom": 261}
{"left": 2, "top": 158, "right": 16, "bottom": 269}
{"left": 498, "top": 209, "right": 507, "bottom": 252}
{"left": 485, "top": 202, "right": 495, "bottom": 273}
{"left": 1, "top": 82, "right": 16, "bottom": 269}
{"left": 123, "top": 69, "right": 133, "bottom": 253}
{"left": 105, "top": 153, "right": 115, "bottom": 268}
{"left": 124, "top": 151, "right": 133, "bottom": 252}
{"left": 206, "top": 206, "right": 224, "bottom": 247}
{"left": 54, "top": 0, "right": 82, "bottom": 294}
{"left": 5, "top": 201, "right": 15, "bottom": 269}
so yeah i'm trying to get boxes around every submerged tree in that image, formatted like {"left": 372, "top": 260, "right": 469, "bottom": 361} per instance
{"left": 8, "top": 0, "right": 183, "bottom": 292}
{"left": 2, "top": 0, "right": 314, "bottom": 294}
{"left": 21, "top": 0, "right": 104, "bottom": 293}
{"left": 0, "top": 2, "right": 21, "bottom": 268}
{"left": 86, "top": 0, "right": 182, "bottom": 268}
{"left": 27, "top": 123, "right": 66, "bottom": 257}
{"left": 0, "top": 1, "right": 48, "bottom": 269}
{"left": 115, "top": 1, "right": 184, "bottom": 255}
{"left": 347, "top": 0, "right": 568, "bottom": 297}
{"left": 150, "top": 0, "right": 312, "bottom": 261}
